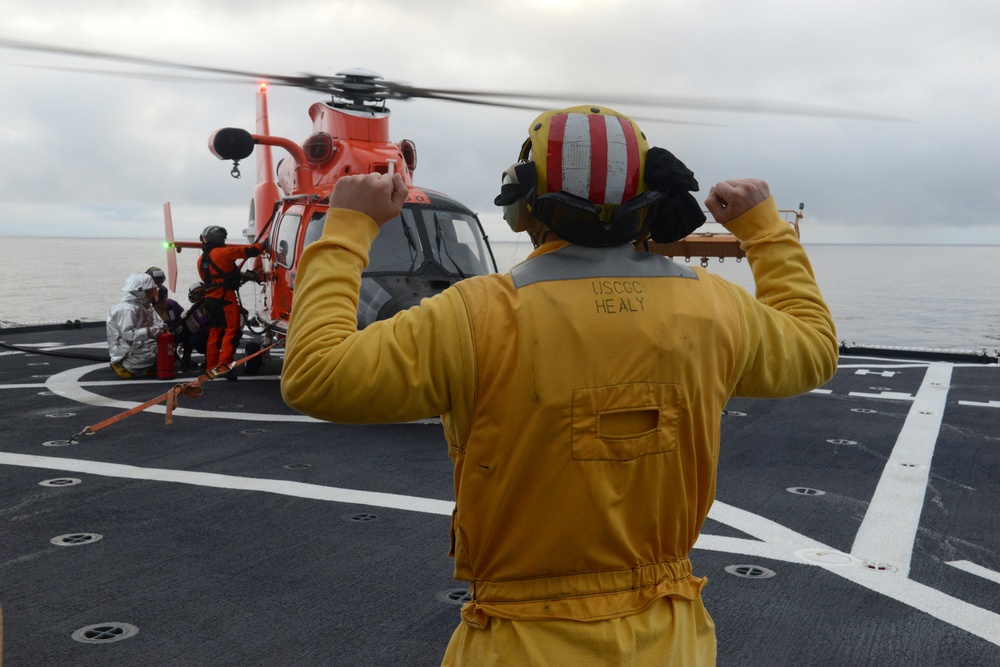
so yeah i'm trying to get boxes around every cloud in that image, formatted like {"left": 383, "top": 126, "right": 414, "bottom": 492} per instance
{"left": 0, "top": 0, "right": 998, "bottom": 244}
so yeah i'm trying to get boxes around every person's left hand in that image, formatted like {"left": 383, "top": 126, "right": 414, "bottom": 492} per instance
{"left": 704, "top": 179, "right": 771, "bottom": 225}
{"left": 329, "top": 172, "right": 409, "bottom": 226}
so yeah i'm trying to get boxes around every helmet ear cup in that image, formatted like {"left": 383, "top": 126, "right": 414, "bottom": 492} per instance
{"left": 496, "top": 162, "right": 542, "bottom": 233}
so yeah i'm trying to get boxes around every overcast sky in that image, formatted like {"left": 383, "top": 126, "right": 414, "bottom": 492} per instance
{"left": 1, "top": 0, "right": 998, "bottom": 246}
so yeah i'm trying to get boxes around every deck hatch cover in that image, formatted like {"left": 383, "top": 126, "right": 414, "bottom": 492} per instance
{"left": 51, "top": 533, "right": 103, "bottom": 547}
{"left": 39, "top": 478, "right": 82, "bottom": 487}
{"left": 725, "top": 564, "right": 776, "bottom": 579}
{"left": 787, "top": 487, "right": 826, "bottom": 496}
{"left": 437, "top": 588, "right": 472, "bottom": 605}
{"left": 72, "top": 623, "right": 139, "bottom": 644}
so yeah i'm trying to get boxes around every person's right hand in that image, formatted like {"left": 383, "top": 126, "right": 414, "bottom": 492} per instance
{"left": 329, "top": 172, "right": 409, "bottom": 226}
{"left": 704, "top": 179, "right": 771, "bottom": 225}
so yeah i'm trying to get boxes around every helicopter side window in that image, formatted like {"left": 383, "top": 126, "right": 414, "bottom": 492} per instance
{"left": 274, "top": 213, "right": 301, "bottom": 269}
{"left": 301, "top": 210, "right": 424, "bottom": 274}
{"left": 302, "top": 212, "right": 329, "bottom": 250}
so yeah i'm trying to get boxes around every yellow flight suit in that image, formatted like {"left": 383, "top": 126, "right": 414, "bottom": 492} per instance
{"left": 282, "top": 197, "right": 837, "bottom": 665}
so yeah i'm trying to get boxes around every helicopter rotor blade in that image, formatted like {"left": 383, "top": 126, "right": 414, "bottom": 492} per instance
{"left": 408, "top": 91, "right": 726, "bottom": 126}
{"left": 385, "top": 84, "right": 908, "bottom": 122}
{"left": 0, "top": 37, "right": 321, "bottom": 89}
{"left": 10, "top": 63, "right": 256, "bottom": 86}
{"left": 0, "top": 38, "right": 396, "bottom": 101}
{"left": 0, "top": 36, "right": 905, "bottom": 122}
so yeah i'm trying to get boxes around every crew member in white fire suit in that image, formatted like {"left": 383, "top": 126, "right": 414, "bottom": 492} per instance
{"left": 281, "top": 105, "right": 837, "bottom": 665}
{"left": 106, "top": 272, "right": 167, "bottom": 380}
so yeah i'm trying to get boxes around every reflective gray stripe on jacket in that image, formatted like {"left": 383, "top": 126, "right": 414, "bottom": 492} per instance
{"left": 510, "top": 244, "right": 698, "bottom": 289}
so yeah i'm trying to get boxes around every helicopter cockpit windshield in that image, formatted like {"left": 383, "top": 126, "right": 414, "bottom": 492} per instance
{"left": 425, "top": 211, "right": 488, "bottom": 278}
{"left": 299, "top": 199, "right": 496, "bottom": 329}
{"left": 300, "top": 206, "right": 492, "bottom": 277}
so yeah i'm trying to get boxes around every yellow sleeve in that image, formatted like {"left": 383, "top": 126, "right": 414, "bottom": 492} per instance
{"left": 722, "top": 198, "right": 838, "bottom": 397}
{"left": 280, "top": 209, "right": 476, "bottom": 429}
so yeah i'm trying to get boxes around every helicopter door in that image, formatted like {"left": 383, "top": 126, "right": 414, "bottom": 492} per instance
{"left": 269, "top": 209, "right": 301, "bottom": 319}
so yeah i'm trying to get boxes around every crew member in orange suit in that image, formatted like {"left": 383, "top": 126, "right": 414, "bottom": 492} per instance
{"left": 197, "top": 225, "right": 265, "bottom": 381}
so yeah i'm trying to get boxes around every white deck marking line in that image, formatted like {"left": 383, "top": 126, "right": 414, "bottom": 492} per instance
{"left": 43, "top": 363, "right": 435, "bottom": 425}
{"left": 839, "top": 362, "right": 992, "bottom": 371}
{"left": 947, "top": 560, "right": 1000, "bottom": 585}
{"left": 851, "top": 362, "right": 952, "bottom": 577}
{"left": 5, "top": 342, "right": 67, "bottom": 348}
{"left": 837, "top": 362, "right": 929, "bottom": 369}
{"left": 45, "top": 363, "right": 324, "bottom": 423}
{"left": 957, "top": 400, "right": 1000, "bottom": 409}
{"left": 849, "top": 391, "right": 915, "bottom": 400}
{"left": 703, "top": 500, "right": 1000, "bottom": 647}
{"left": 62, "top": 376, "right": 282, "bottom": 386}
{"left": 40, "top": 340, "right": 288, "bottom": 358}
{"left": 0, "top": 452, "right": 454, "bottom": 516}
{"left": 1, "top": 378, "right": 282, "bottom": 390}
{"left": 693, "top": 534, "right": 807, "bottom": 563}
{"left": 824, "top": 553, "right": 1000, "bottom": 647}
{"left": 0, "top": 451, "right": 997, "bottom": 646}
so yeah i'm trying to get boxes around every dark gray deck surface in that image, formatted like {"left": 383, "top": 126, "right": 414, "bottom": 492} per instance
{"left": 1, "top": 324, "right": 998, "bottom": 666}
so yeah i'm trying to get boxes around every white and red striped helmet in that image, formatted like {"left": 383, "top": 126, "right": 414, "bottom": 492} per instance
{"left": 519, "top": 105, "right": 649, "bottom": 222}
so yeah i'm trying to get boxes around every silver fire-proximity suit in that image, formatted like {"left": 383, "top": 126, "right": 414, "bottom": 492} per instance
{"left": 106, "top": 273, "right": 166, "bottom": 372}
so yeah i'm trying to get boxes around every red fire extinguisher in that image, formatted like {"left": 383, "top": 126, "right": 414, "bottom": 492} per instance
{"left": 156, "top": 331, "right": 175, "bottom": 379}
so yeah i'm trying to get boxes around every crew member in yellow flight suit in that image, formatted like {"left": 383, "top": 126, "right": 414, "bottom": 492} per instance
{"left": 281, "top": 105, "right": 837, "bottom": 665}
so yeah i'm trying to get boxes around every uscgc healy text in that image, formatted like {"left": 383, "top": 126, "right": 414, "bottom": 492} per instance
{"left": 592, "top": 280, "right": 645, "bottom": 315}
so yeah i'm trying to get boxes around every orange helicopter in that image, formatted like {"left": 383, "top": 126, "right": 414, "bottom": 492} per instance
{"left": 163, "top": 71, "right": 502, "bottom": 374}
{"left": 1, "top": 38, "right": 898, "bottom": 376}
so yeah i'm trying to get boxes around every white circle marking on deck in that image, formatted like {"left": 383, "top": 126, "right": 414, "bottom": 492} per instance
{"left": 45, "top": 363, "right": 323, "bottom": 423}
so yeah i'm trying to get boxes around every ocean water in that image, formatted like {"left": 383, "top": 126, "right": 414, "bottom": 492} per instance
{"left": 2, "top": 236, "right": 998, "bottom": 352}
